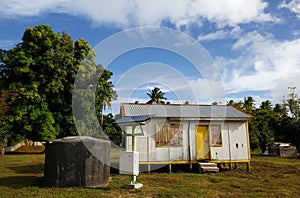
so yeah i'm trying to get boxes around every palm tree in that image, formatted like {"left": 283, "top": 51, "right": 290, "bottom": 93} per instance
{"left": 260, "top": 100, "right": 272, "bottom": 110}
{"left": 95, "top": 68, "right": 117, "bottom": 127}
{"left": 146, "top": 87, "right": 167, "bottom": 104}
{"left": 243, "top": 96, "right": 255, "bottom": 114}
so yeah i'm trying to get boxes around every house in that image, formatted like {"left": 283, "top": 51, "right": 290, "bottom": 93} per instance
{"left": 117, "top": 103, "right": 252, "bottom": 172}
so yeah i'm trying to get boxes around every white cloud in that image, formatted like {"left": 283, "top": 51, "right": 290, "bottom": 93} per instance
{"left": 279, "top": 0, "right": 300, "bottom": 18}
{"left": 197, "top": 26, "right": 242, "bottom": 42}
{"left": 0, "top": 40, "right": 20, "bottom": 49}
{"left": 271, "top": 75, "right": 300, "bottom": 104}
{"left": 217, "top": 31, "right": 300, "bottom": 102}
{"left": 0, "top": 0, "right": 68, "bottom": 17}
{"left": 112, "top": 61, "right": 225, "bottom": 106}
{"left": 292, "top": 30, "right": 300, "bottom": 36}
{"left": 198, "top": 30, "right": 229, "bottom": 42}
{"left": 191, "top": 0, "right": 277, "bottom": 27}
{"left": 231, "top": 30, "right": 274, "bottom": 50}
{"left": 0, "top": 0, "right": 277, "bottom": 28}
{"left": 67, "top": 0, "right": 134, "bottom": 27}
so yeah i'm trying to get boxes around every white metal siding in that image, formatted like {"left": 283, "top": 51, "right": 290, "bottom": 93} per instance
{"left": 124, "top": 119, "right": 249, "bottom": 162}
{"left": 136, "top": 137, "right": 148, "bottom": 161}
{"left": 189, "top": 122, "right": 197, "bottom": 161}
{"left": 210, "top": 122, "right": 230, "bottom": 160}
{"left": 125, "top": 118, "right": 190, "bottom": 162}
{"left": 205, "top": 121, "right": 249, "bottom": 161}
{"left": 229, "top": 122, "right": 249, "bottom": 160}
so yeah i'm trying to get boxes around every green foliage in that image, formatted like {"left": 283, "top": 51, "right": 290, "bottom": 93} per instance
{"left": 286, "top": 87, "right": 299, "bottom": 119}
{"left": 229, "top": 91, "right": 300, "bottom": 152}
{"left": 250, "top": 108, "right": 276, "bottom": 152}
{"left": 0, "top": 89, "right": 17, "bottom": 148}
{"left": 0, "top": 25, "right": 82, "bottom": 141}
{"left": 146, "top": 87, "right": 167, "bottom": 104}
{"left": 0, "top": 24, "right": 117, "bottom": 143}
{"left": 95, "top": 67, "right": 117, "bottom": 126}
{"left": 72, "top": 52, "right": 117, "bottom": 139}
{"left": 102, "top": 113, "right": 122, "bottom": 145}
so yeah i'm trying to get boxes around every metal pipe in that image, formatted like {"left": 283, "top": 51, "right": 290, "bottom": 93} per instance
{"left": 188, "top": 121, "right": 192, "bottom": 170}
{"left": 131, "top": 175, "right": 137, "bottom": 184}
{"left": 227, "top": 122, "right": 231, "bottom": 161}
{"left": 131, "top": 125, "right": 136, "bottom": 185}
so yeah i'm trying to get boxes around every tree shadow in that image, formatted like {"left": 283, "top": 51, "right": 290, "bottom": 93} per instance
{"left": 0, "top": 176, "right": 44, "bottom": 188}
{"left": 8, "top": 163, "right": 44, "bottom": 174}
{"left": 5, "top": 151, "right": 45, "bottom": 155}
{"left": 0, "top": 163, "right": 45, "bottom": 188}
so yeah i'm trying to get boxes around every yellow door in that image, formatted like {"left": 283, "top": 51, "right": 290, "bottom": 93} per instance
{"left": 196, "top": 125, "right": 210, "bottom": 160}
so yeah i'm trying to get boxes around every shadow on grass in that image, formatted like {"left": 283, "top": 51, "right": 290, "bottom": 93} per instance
{"left": 0, "top": 176, "right": 44, "bottom": 188}
{"left": 0, "top": 163, "right": 45, "bottom": 188}
{"left": 8, "top": 163, "right": 44, "bottom": 174}
{"left": 110, "top": 162, "right": 199, "bottom": 174}
{"left": 5, "top": 151, "right": 45, "bottom": 155}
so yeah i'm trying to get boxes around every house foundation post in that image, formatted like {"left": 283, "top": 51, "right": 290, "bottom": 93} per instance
{"left": 233, "top": 162, "right": 237, "bottom": 169}
{"left": 228, "top": 163, "right": 232, "bottom": 170}
{"left": 169, "top": 164, "right": 172, "bottom": 173}
{"left": 189, "top": 163, "right": 193, "bottom": 172}
{"left": 246, "top": 162, "right": 250, "bottom": 171}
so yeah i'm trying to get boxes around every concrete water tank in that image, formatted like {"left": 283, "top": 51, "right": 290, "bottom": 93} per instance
{"left": 44, "top": 136, "right": 110, "bottom": 187}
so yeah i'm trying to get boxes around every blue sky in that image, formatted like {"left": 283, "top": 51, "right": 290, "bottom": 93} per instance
{"left": 1, "top": 0, "right": 300, "bottom": 114}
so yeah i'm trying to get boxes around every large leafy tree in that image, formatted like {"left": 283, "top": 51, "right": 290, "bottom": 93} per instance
{"left": 0, "top": 89, "right": 18, "bottom": 149}
{"left": 72, "top": 53, "right": 117, "bottom": 138}
{"left": 250, "top": 105, "right": 278, "bottom": 153}
{"left": 0, "top": 25, "right": 117, "bottom": 142}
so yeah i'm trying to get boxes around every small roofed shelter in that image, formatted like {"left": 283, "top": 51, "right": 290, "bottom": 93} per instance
{"left": 115, "top": 115, "right": 152, "bottom": 189}
{"left": 267, "top": 142, "right": 298, "bottom": 157}
{"left": 117, "top": 103, "right": 253, "bottom": 172}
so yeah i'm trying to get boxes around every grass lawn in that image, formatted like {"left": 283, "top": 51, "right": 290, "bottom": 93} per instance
{"left": 0, "top": 147, "right": 299, "bottom": 198}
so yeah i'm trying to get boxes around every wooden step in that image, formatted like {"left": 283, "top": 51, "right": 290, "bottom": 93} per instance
{"left": 199, "top": 162, "right": 219, "bottom": 173}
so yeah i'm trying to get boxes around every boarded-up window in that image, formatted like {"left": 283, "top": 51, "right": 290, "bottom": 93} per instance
{"left": 210, "top": 125, "right": 222, "bottom": 146}
{"left": 156, "top": 123, "right": 183, "bottom": 147}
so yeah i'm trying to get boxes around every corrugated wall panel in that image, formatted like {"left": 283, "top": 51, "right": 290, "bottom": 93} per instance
{"left": 143, "top": 119, "right": 189, "bottom": 162}
{"left": 211, "top": 122, "right": 230, "bottom": 160}
{"left": 124, "top": 118, "right": 250, "bottom": 162}
{"left": 170, "top": 147, "right": 186, "bottom": 161}
{"left": 229, "top": 122, "right": 249, "bottom": 160}
{"left": 136, "top": 137, "right": 147, "bottom": 152}
{"left": 149, "top": 148, "right": 169, "bottom": 161}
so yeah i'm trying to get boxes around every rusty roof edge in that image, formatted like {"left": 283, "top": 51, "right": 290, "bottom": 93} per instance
{"left": 227, "top": 105, "right": 253, "bottom": 119}
{"left": 120, "top": 103, "right": 252, "bottom": 119}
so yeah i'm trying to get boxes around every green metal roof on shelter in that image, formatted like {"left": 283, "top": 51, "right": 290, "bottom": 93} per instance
{"left": 121, "top": 103, "right": 252, "bottom": 121}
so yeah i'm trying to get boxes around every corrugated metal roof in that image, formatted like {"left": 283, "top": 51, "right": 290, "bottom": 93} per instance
{"left": 121, "top": 103, "right": 252, "bottom": 120}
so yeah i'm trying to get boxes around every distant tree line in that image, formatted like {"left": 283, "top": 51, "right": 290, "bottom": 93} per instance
{"left": 228, "top": 94, "right": 300, "bottom": 152}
